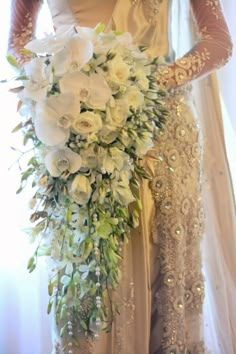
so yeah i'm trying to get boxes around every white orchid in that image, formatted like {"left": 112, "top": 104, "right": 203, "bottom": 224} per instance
{"left": 25, "top": 26, "right": 76, "bottom": 54}
{"left": 52, "top": 36, "right": 93, "bottom": 76}
{"left": 70, "top": 175, "right": 92, "bottom": 205}
{"left": 60, "top": 71, "right": 112, "bottom": 110}
{"left": 35, "top": 93, "right": 80, "bottom": 146}
{"left": 22, "top": 58, "right": 52, "bottom": 102}
{"left": 44, "top": 148, "right": 82, "bottom": 177}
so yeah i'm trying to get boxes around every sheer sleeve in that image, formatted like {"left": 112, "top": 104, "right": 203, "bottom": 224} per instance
{"left": 156, "top": 0, "right": 233, "bottom": 89}
{"left": 8, "top": 0, "right": 42, "bottom": 66}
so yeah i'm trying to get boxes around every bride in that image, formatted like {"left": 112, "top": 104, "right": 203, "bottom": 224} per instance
{"left": 8, "top": 0, "right": 236, "bottom": 353}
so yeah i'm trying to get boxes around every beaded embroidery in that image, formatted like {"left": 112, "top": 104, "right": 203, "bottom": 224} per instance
{"left": 147, "top": 88, "right": 206, "bottom": 353}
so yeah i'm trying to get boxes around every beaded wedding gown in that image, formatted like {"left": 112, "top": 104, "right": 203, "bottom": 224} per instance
{"left": 8, "top": 1, "right": 236, "bottom": 353}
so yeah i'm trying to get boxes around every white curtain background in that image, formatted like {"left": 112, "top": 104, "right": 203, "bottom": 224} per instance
{"left": 0, "top": 2, "right": 235, "bottom": 354}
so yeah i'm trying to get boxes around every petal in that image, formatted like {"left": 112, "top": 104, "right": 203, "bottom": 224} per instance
{"left": 87, "top": 74, "right": 112, "bottom": 109}
{"left": 35, "top": 103, "right": 69, "bottom": 146}
{"left": 59, "top": 72, "right": 89, "bottom": 95}
{"left": 44, "top": 150, "right": 61, "bottom": 177}
{"left": 69, "top": 37, "right": 93, "bottom": 68}
{"left": 65, "top": 149, "right": 82, "bottom": 173}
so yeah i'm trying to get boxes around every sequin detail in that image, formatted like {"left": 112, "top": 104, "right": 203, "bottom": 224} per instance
{"left": 148, "top": 88, "right": 206, "bottom": 353}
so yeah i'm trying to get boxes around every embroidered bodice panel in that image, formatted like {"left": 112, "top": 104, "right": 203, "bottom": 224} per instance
{"left": 8, "top": 0, "right": 233, "bottom": 87}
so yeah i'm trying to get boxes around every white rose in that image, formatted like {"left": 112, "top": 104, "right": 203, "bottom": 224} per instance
{"left": 107, "top": 54, "right": 131, "bottom": 85}
{"left": 44, "top": 148, "right": 82, "bottom": 177}
{"left": 72, "top": 112, "right": 102, "bottom": 136}
{"left": 99, "top": 126, "right": 118, "bottom": 144}
{"left": 136, "top": 71, "right": 149, "bottom": 91}
{"left": 124, "top": 86, "right": 144, "bottom": 110}
{"left": 106, "top": 99, "right": 130, "bottom": 128}
{"left": 70, "top": 175, "right": 92, "bottom": 205}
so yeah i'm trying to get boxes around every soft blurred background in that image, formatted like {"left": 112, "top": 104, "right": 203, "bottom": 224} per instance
{"left": 0, "top": 1, "right": 235, "bottom": 353}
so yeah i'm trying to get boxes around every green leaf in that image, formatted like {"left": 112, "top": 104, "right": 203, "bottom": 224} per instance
{"left": 6, "top": 54, "right": 19, "bottom": 68}
{"left": 95, "top": 23, "right": 106, "bottom": 34}
{"left": 47, "top": 298, "right": 53, "bottom": 314}
{"left": 11, "top": 122, "right": 23, "bottom": 133}
{"left": 60, "top": 323, "right": 67, "bottom": 337}
{"left": 15, "top": 75, "right": 29, "bottom": 81}
{"left": 48, "top": 281, "right": 54, "bottom": 296}
{"left": 60, "top": 304, "right": 67, "bottom": 320}
{"left": 80, "top": 320, "right": 88, "bottom": 331}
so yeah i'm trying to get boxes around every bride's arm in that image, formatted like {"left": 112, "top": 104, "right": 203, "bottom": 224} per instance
{"left": 156, "top": 0, "right": 233, "bottom": 89}
{"left": 8, "top": 0, "right": 42, "bottom": 66}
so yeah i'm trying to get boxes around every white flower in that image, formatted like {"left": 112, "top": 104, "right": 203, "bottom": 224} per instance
{"left": 99, "top": 126, "right": 118, "bottom": 144}
{"left": 60, "top": 72, "right": 112, "bottom": 110}
{"left": 135, "top": 132, "right": 154, "bottom": 155}
{"left": 80, "top": 146, "right": 97, "bottom": 169}
{"left": 106, "top": 99, "right": 131, "bottom": 128}
{"left": 44, "top": 148, "right": 82, "bottom": 177}
{"left": 25, "top": 26, "right": 76, "bottom": 54}
{"left": 106, "top": 54, "right": 131, "bottom": 85}
{"left": 124, "top": 86, "right": 144, "bottom": 110}
{"left": 70, "top": 175, "right": 92, "bottom": 205}
{"left": 72, "top": 112, "right": 102, "bottom": 136}
{"left": 100, "top": 147, "right": 129, "bottom": 174}
{"left": 112, "top": 180, "right": 135, "bottom": 206}
{"left": 22, "top": 58, "right": 52, "bottom": 102}
{"left": 35, "top": 94, "right": 80, "bottom": 146}
{"left": 52, "top": 36, "right": 93, "bottom": 76}
{"left": 136, "top": 70, "right": 149, "bottom": 90}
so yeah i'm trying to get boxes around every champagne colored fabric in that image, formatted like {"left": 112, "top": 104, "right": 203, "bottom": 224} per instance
{"left": 7, "top": 0, "right": 236, "bottom": 353}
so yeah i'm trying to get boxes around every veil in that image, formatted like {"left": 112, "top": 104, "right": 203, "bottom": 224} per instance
{"left": 171, "top": 1, "right": 236, "bottom": 353}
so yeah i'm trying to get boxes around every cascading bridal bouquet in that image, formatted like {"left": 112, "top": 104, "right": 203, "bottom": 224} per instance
{"left": 10, "top": 23, "right": 168, "bottom": 349}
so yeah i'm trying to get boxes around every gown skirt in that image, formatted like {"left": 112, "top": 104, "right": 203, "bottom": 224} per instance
{"left": 53, "top": 87, "right": 206, "bottom": 354}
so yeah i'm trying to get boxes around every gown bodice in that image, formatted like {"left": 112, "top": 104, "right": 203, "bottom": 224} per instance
{"left": 46, "top": 0, "right": 172, "bottom": 59}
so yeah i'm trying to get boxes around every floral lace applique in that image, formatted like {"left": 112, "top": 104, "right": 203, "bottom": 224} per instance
{"left": 206, "top": 0, "right": 221, "bottom": 19}
{"left": 156, "top": 0, "right": 233, "bottom": 90}
{"left": 149, "top": 88, "right": 206, "bottom": 353}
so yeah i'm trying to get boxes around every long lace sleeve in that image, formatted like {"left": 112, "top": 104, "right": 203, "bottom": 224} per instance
{"left": 8, "top": 0, "right": 42, "bottom": 66}
{"left": 156, "top": 0, "right": 233, "bottom": 89}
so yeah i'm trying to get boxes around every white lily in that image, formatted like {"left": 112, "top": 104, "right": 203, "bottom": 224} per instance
{"left": 60, "top": 72, "right": 112, "bottom": 110}
{"left": 44, "top": 148, "right": 82, "bottom": 177}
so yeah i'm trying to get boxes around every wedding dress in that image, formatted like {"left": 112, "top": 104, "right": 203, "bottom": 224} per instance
{"left": 8, "top": 0, "right": 236, "bottom": 353}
